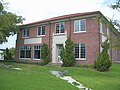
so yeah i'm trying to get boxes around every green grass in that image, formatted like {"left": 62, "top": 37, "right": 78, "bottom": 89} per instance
{"left": 0, "top": 63, "right": 78, "bottom": 90}
{"left": 64, "top": 64, "right": 120, "bottom": 90}
{"left": 0, "top": 62, "right": 120, "bottom": 90}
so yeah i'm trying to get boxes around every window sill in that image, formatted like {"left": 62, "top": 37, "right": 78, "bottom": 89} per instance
{"left": 75, "top": 58, "right": 86, "bottom": 60}
{"left": 33, "top": 59, "right": 41, "bottom": 60}
{"left": 54, "top": 33, "right": 65, "bottom": 36}
{"left": 19, "top": 58, "right": 31, "bottom": 60}
{"left": 74, "top": 31, "right": 86, "bottom": 33}
{"left": 22, "top": 37, "right": 29, "bottom": 39}
{"left": 37, "top": 35, "right": 45, "bottom": 37}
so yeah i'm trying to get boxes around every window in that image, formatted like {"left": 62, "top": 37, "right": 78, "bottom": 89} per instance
{"left": 34, "top": 45, "right": 41, "bottom": 59}
{"left": 55, "top": 22, "right": 65, "bottom": 34}
{"left": 74, "top": 19, "right": 86, "bottom": 32}
{"left": 23, "top": 28, "right": 29, "bottom": 37}
{"left": 20, "top": 46, "right": 31, "bottom": 58}
{"left": 37, "top": 26, "right": 45, "bottom": 36}
{"left": 74, "top": 43, "right": 86, "bottom": 59}
{"left": 100, "top": 21, "right": 103, "bottom": 33}
{"left": 107, "top": 28, "right": 109, "bottom": 35}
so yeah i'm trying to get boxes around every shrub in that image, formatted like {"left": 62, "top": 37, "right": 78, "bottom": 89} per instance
{"left": 94, "top": 39, "right": 112, "bottom": 72}
{"left": 41, "top": 43, "right": 50, "bottom": 64}
{"left": 4, "top": 48, "right": 12, "bottom": 60}
{"left": 60, "top": 37, "right": 75, "bottom": 67}
{"left": 77, "top": 64, "right": 94, "bottom": 69}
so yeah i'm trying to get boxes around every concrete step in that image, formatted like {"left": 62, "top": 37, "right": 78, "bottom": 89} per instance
{"left": 47, "top": 62, "right": 62, "bottom": 66}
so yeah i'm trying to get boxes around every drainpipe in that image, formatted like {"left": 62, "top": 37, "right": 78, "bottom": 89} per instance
{"left": 48, "top": 22, "right": 51, "bottom": 62}
{"left": 69, "top": 17, "right": 71, "bottom": 38}
{"left": 98, "top": 18, "right": 101, "bottom": 53}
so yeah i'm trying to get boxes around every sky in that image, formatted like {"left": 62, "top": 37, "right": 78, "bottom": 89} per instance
{"left": 0, "top": 0, "right": 119, "bottom": 49}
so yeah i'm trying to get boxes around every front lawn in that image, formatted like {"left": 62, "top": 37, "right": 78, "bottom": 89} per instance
{"left": 0, "top": 62, "right": 120, "bottom": 90}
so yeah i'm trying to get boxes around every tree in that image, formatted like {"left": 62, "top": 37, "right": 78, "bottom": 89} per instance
{"left": 109, "top": 0, "right": 120, "bottom": 48}
{"left": 0, "top": 1, "right": 24, "bottom": 44}
{"left": 94, "top": 39, "right": 112, "bottom": 72}
{"left": 60, "top": 37, "right": 75, "bottom": 67}
{"left": 41, "top": 43, "right": 50, "bottom": 64}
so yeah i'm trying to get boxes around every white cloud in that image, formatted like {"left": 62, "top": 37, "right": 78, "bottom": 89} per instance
{"left": 4, "top": 0, "right": 111, "bottom": 23}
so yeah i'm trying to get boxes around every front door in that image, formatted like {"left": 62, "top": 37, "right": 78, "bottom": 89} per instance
{"left": 57, "top": 44, "right": 63, "bottom": 62}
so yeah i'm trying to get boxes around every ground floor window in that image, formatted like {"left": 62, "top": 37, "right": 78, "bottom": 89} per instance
{"left": 34, "top": 45, "right": 41, "bottom": 59}
{"left": 74, "top": 43, "right": 86, "bottom": 59}
{"left": 20, "top": 46, "right": 31, "bottom": 58}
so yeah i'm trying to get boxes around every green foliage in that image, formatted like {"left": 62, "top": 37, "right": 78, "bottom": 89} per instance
{"left": 9, "top": 47, "right": 15, "bottom": 58}
{"left": 61, "top": 37, "right": 75, "bottom": 67}
{"left": 94, "top": 39, "right": 112, "bottom": 72}
{"left": 0, "top": 1, "right": 25, "bottom": 44}
{"left": 110, "top": 0, "right": 120, "bottom": 12}
{"left": 4, "top": 48, "right": 12, "bottom": 60}
{"left": 77, "top": 64, "right": 94, "bottom": 69}
{"left": 41, "top": 43, "right": 50, "bottom": 64}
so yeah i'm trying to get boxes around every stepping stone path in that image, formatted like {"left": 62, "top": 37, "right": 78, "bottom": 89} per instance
{"left": 0, "top": 63, "right": 22, "bottom": 70}
{"left": 49, "top": 70, "right": 92, "bottom": 90}
{"left": 0, "top": 63, "right": 12, "bottom": 68}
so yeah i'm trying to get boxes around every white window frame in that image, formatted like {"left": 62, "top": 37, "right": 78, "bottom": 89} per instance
{"left": 22, "top": 28, "right": 29, "bottom": 38}
{"left": 100, "top": 20, "right": 103, "bottom": 33}
{"left": 74, "top": 43, "right": 86, "bottom": 60}
{"left": 55, "top": 22, "right": 65, "bottom": 34}
{"left": 74, "top": 19, "right": 86, "bottom": 33}
{"left": 33, "top": 45, "right": 41, "bottom": 60}
{"left": 106, "top": 27, "right": 110, "bottom": 36}
{"left": 37, "top": 26, "right": 45, "bottom": 36}
{"left": 19, "top": 46, "right": 31, "bottom": 59}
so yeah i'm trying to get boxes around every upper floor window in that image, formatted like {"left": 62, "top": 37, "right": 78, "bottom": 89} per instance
{"left": 100, "top": 21, "right": 103, "bottom": 33}
{"left": 106, "top": 27, "right": 109, "bottom": 35}
{"left": 55, "top": 22, "right": 65, "bottom": 34}
{"left": 37, "top": 26, "right": 45, "bottom": 36}
{"left": 74, "top": 19, "right": 86, "bottom": 33}
{"left": 23, "top": 28, "right": 29, "bottom": 37}
{"left": 74, "top": 43, "right": 86, "bottom": 59}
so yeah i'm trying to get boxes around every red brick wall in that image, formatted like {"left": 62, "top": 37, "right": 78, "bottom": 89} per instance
{"left": 71, "top": 17, "right": 100, "bottom": 64}
{"left": 15, "top": 25, "right": 50, "bottom": 62}
{"left": 16, "top": 15, "right": 119, "bottom": 64}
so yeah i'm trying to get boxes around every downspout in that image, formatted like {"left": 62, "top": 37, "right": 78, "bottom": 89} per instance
{"left": 48, "top": 22, "right": 51, "bottom": 62}
{"left": 110, "top": 31, "right": 113, "bottom": 61}
{"left": 69, "top": 17, "right": 71, "bottom": 38}
{"left": 98, "top": 18, "right": 101, "bottom": 53}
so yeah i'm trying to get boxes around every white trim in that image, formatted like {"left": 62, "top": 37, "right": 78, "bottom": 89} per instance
{"left": 55, "top": 22, "right": 65, "bottom": 34}
{"left": 74, "top": 43, "right": 86, "bottom": 60}
{"left": 75, "top": 58, "right": 86, "bottom": 60}
{"left": 107, "top": 27, "right": 110, "bottom": 36}
{"left": 22, "top": 28, "right": 29, "bottom": 38}
{"left": 33, "top": 59, "right": 41, "bottom": 60}
{"left": 54, "top": 33, "right": 65, "bottom": 36}
{"left": 19, "top": 46, "right": 32, "bottom": 59}
{"left": 19, "top": 58, "right": 31, "bottom": 60}
{"left": 100, "top": 20, "right": 103, "bottom": 33}
{"left": 33, "top": 45, "right": 41, "bottom": 60}
{"left": 37, "top": 25, "right": 45, "bottom": 36}
{"left": 52, "top": 34, "right": 67, "bottom": 63}
{"left": 22, "top": 37, "right": 29, "bottom": 39}
{"left": 24, "top": 38, "right": 42, "bottom": 44}
{"left": 74, "top": 31, "right": 86, "bottom": 33}
{"left": 74, "top": 19, "right": 86, "bottom": 33}
{"left": 37, "top": 35, "right": 45, "bottom": 37}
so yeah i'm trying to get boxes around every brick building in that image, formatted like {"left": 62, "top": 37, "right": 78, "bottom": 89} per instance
{"left": 15, "top": 11, "right": 120, "bottom": 65}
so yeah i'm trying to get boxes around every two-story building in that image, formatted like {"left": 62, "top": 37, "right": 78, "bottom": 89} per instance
{"left": 15, "top": 11, "right": 120, "bottom": 65}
